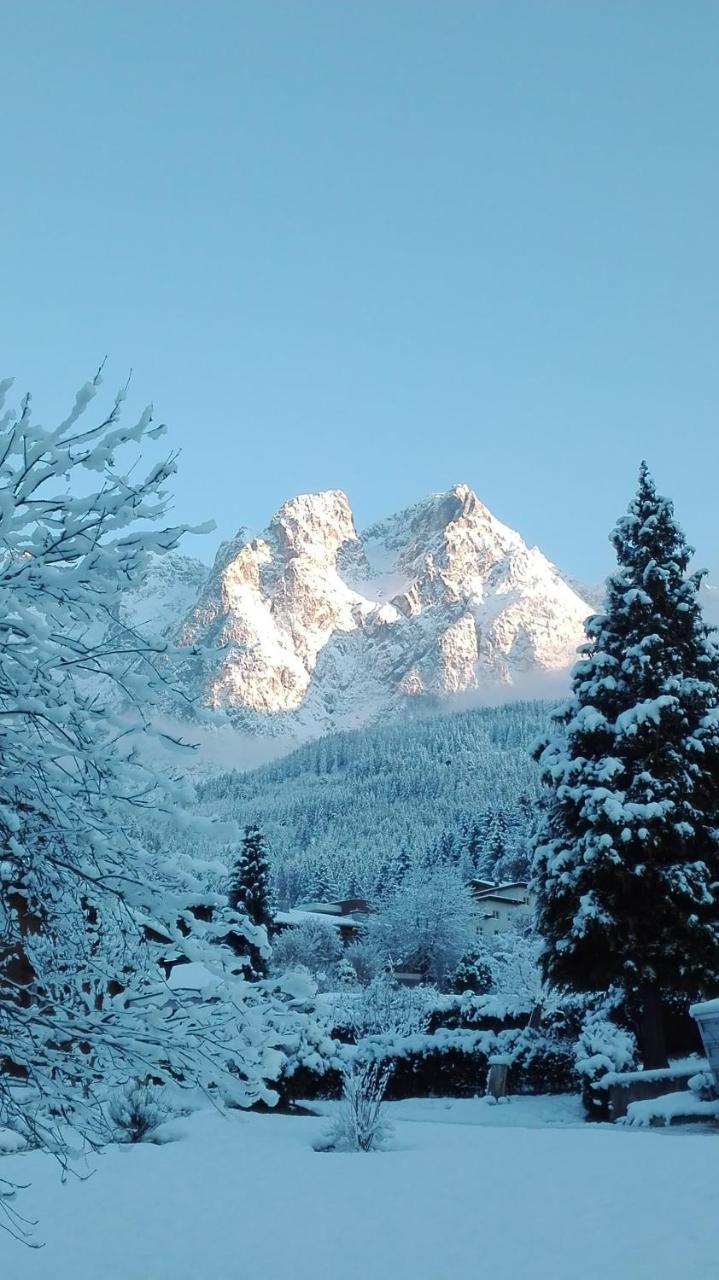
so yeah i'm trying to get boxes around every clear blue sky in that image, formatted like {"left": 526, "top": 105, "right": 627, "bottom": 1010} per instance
{"left": 1, "top": 1, "right": 717, "bottom": 579}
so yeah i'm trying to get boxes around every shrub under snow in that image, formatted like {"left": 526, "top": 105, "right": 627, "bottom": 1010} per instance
{"left": 321, "top": 1063, "right": 393, "bottom": 1153}
{"left": 330, "top": 973, "right": 433, "bottom": 1039}
{"left": 575, "top": 1006, "right": 639, "bottom": 1118}
{"left": 271, "top": 919, "right": 344, "bottom": 989}
{"left": 107, "top": 1080, "right": 171, "bottom": 1144}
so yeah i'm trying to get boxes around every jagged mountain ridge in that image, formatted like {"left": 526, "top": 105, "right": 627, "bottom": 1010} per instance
{"left": 166, "top": 483, "right": 594, "bottom": 737}
{"left": 118, "top": 551, "right": 209, "bottom": 639}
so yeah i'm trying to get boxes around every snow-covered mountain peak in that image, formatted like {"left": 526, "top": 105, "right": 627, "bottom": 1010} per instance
{"left": 169, "top": 483, "right": 594, "bottom": 738}
{"left": 362, "top": 483, "right": 528, "bottom": 615}
{"left": 270, "top": 488, "right": 358, "bottom": 561}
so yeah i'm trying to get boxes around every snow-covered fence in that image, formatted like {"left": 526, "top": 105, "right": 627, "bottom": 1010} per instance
{"left": 591, "top": 1058, "right": 707, "bottom": 1122}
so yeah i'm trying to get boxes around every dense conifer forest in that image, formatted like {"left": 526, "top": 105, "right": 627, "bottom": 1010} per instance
{"left": 197, "top": 701, "right": 552, "bottom": 903}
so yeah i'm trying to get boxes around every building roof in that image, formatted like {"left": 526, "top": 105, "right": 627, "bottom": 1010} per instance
{"left": 470, "top": 880, "right": 529, "bottom": 901}
{"left": 274, "top": 908, "right": 365, "bottom": 930}
{"left": 295, "top": 898, "right": 371, "bottom": 917}
{"left": 475, "top": 894, "right": 528, "bottom": 907}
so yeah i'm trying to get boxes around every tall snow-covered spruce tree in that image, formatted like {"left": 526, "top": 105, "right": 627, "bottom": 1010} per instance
{"left": 532, "top": 463, "right": 719, "bottom": 1067}
{"left": 0, "top": 372, "right": 302, "bottom": 1232}
{"left": 228, "top": 826, "right": 274, "bottom": 976}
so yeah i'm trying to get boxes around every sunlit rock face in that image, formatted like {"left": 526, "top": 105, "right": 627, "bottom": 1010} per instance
{"left": 167, "top": 483, "right": 593, "bottom": 737}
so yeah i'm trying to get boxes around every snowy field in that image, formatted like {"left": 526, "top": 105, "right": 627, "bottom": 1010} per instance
{"left": 2, "top": 1096, "right": 717, "bottom": 1280}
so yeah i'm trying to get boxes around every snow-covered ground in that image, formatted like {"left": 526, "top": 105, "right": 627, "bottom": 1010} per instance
{"left": 2, "top": 1095, "right": 717, "bottom": 1280}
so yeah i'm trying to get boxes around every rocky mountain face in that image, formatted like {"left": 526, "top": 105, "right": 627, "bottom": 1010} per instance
{"left": 160, "top": 484, "right": 594, "bottom": 738}
{"left": 118, "top": 552, "right": 209, "bottom": 639}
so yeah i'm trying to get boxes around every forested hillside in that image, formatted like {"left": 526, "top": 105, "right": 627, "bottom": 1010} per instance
{"left": 197, "top": 701, "right": 552, "bottom": 904}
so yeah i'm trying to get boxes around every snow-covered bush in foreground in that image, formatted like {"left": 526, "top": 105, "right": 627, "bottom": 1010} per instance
{"left": 107, "top": 1080, "right": 171, "bottom": 1144}
{"left": 575, "top": 1010, "right": 638, "bottom": 1082}
{"left": 319, "top": 1063, "right": 393, "bottom": 1153}
{"left": 687, "top": 1066, "right": 717, "bottom": 1102}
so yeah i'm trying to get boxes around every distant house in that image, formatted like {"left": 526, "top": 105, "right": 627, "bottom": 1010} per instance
{"left": 274, "top": 898, "right": 371, "bottom": 944}
{"left": 468, "top": 879, "right": 533, "bottom": 937}
{"left": 469, "top": 878, "right": 495, "bottom": 895}
{"left": 299, "top": 898, "right": 371, "bottom": 919}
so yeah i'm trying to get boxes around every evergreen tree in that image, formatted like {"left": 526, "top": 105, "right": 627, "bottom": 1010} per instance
{"left": 391, "top": 846, "right": 412, "bottom": 887}
{"left": 229, "top": 826, "right": 274, "bottom": 929}
{"left": 462, "top": 821, "right": 484, "bottom": 871}
{"left": 312, "top": 861, "right": 333, "bottom": 902}
{"left": 478, "top": 809, "right": 509, "bottom": 882}
{"left": 532, "top": 464, "right": 719, "bottom": 1066}
{"left": 228, "top": 826, "right": 274, "bottom": 976}
{"left": 346, "top": 869, "right": 362, "bottom": 899}
{"left": 436, "top": 830, "right": 460, "bottom": 865}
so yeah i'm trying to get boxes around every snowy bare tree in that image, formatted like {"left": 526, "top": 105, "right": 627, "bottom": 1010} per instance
{"left": 366, "top": 864, "right": 477, "bottom": 987}
{"left": 270, "top": 918, "right": 343, "bottom": 987}
{"left": 330, "top": 972, "right": 432, "bottom": 1038}
{"left": 484, "top": 921, "right": 542, "bottom": 1002}
{"left": 0, "top": 372, "right": 298, "bottom": 1234}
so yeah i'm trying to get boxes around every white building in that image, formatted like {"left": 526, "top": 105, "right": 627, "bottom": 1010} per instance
{"left": 469, "top": 880, "right": 534, "bottom": 937}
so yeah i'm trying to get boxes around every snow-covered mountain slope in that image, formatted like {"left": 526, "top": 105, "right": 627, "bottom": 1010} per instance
{"left": 119, "top": 552, "right": 209, "bottom": 641}
{"left": 171, "top": 483, "right": 593, "bottom": 737}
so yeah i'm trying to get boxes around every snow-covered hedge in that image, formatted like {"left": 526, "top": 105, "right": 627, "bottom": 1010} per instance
{"left": 278, "top": 988, "right": 578, "bottom": 1101}
{"left": 426, "top": 991, "right": 536, "bottom": 1032}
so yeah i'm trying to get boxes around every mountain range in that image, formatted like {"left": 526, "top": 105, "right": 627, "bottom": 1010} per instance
{"left": 121, "top": 483, "right": 596, "bottom": 741}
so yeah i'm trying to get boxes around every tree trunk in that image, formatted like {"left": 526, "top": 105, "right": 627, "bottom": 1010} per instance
{"left": 637, "top": 984, "right": 669, "bottom": 1070}
{"left": 527, "top": 1002, "right": 542, "bottom": 1031}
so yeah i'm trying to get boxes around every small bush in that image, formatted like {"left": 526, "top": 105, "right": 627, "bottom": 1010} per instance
{"left": 345, "top": 937, "right": 383, "bottom": 985}
{"left": 449, "top": 949, "right": 493, "bottom": 996}
{"left": 320, "top": 1063, "right": 393, "bottom": 1152}
{"left": 271, "top": 920, "right": 343, "bottom": 990}
{"left": 332, "top": 973, "right": 433, "bottom": 1039}
{"left": 107, "top": 1080, "right": 170, "bottom": 1144}
{"left": 335, "top": 957, "right": 359, "bottom": 988}
{"left": 575, "top": 1009, "right": 638, "bottom": 1119}
{"left": 688, "top": 1068, "right": 717, "bottom": 1102}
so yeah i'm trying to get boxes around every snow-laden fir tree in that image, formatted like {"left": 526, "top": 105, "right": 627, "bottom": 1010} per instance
{"left": 0, "top": 373, "right": 306, "bottom": 1233}
{"left": 532, "top": 464, "right": 719, "bottom": 1066}
{"left": 228, "top": 826, "right": 274, "bottom": 976}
